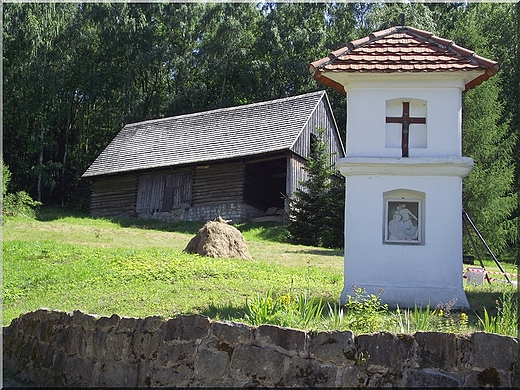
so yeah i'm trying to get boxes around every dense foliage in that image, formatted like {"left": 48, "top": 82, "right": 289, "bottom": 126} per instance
{"left": 3, "top": 2, "right": 517, "bottom": 253}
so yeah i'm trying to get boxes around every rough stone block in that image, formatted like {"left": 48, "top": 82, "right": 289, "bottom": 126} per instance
{"left": 91, "top": 361, "right": 139, "bottom": 387}
{"left": 17, "top": 310, "right": 45, "bottom": 335}
{"left": 139, "top": 315, "right": 164, "bottom": 334}
{"left": 340, "top": 365, "right": 368, "bottom": 388}
{"left": 62, "top": 326, "right": 86, "bottom": 357}
{"left": 194, "top": 348, "right": 230, "bottom": 379}
{"left": 134, "top": 331, "right": 161, "bottom": 361}
{"left": 163, "top": 315, "right": 210, "bottom": 342}
{"left": 117, "top": 316, "right": 140, "bottom": 332}
{"left": 20, "top": 336, "right": 39, "bottom": 364}
{"left": 470, "top": 332, "right": 519, "bottom": 371}
{"left": 158, "top": 340, "right": 197, "bottom": 366}
{"left": 150, "top": 364, "right": 195, "bottom": 387}
{"left": 414, "top": 331, "right": 459, "bottom": 369}
{"left": 364, "top": 365, "right": 398, "bottom": 388}
{"left": 231, "top": 344, "right": 287, "bottom": 384}
{"left": 72, "top": 310, "right": 97, "bottom": 330}
{"left": 284, "top": 356, "right": 339, "bottom": 387}
{"left": 104, "top": 331, "right": 134, "bottom": 362}
{"left": 210, "top": 320, "right": 253, "bottom": 346}
{"left": 39, "top": 342, "right": 58, "bottom": 369}
{"left": 35, "top": 320, "right": 54, "bottom": 344}
{"left": 404, "top": 368, "right": 461, "bottom": 387}
{"left": 309, "top": 330, "right": 356, "bottom": 364}
{"left": 355, "top": 332, "right": 414, "bottom": 368}
{"left": 62, "top": 356, "right": 95, "bottom": 387}
{"left": 54, "top": 310, "right": 73, "bottom": 327}
{"left": 96, "top": 314, "right": 121, "bottom": 332}
{"left": 463, "top": 367, "right": 512, "bottom": 388}
{"left": 255, "top": 324, "right": 308, "bottom": 356}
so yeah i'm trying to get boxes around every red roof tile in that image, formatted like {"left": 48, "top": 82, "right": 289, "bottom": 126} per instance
{"left": 308, "top": 26, "right": 499, "bottom": 94}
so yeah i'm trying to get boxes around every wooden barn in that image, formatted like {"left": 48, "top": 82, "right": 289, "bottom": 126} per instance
{"left": 82, "top": 91, "right": 345, "bottom": 223}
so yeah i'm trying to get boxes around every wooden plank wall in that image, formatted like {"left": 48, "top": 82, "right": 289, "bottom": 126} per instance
{"left": 292, "top": 98, "right": 345, "bottom": 165}
{"left": 287, "top": 155, "right": 307, "bottom": 197}
{"left": 192, "top": 162, "right": 245, "bottom": 206}
{"left": 136, "top": 170, "right": 192, "bottom": 213}
{"left": 136, "top": 174, "right": 166, "bottom": 214}
{"left": 90, "top": 174, "right": 138, "bottom": 217}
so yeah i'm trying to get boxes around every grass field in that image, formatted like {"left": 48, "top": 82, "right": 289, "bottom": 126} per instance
{"left": 2, "top": 208, "right": 518, "bottom": 335}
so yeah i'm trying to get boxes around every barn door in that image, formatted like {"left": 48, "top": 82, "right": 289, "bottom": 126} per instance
{"left": 136, "top": 171, "right": 192, "bottom": 214}
{"left": 163, "top": 171, "right": 192, "bottom": 210}
{"left": 136, "top": 174, "right": 166, "bottom": 213}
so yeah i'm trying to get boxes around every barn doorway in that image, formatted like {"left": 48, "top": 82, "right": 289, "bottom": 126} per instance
{"left": 243, "top": 157, "right": 286, "bottom": 212}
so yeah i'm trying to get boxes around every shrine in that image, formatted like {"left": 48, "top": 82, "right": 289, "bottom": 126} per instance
{"left": 308, "top": 26, "right": 499, "bottom": 309}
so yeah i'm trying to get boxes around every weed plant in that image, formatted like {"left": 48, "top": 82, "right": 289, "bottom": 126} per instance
{"left": 240, "top": 287, "right": 500, "bottom": 335}
{"left": 476, "top": 291, "right": 518, "bottom": 337}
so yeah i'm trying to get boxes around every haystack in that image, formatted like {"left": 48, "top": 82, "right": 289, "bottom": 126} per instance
{"left": 184, "top": 215, "right": 253, "bottom": 260}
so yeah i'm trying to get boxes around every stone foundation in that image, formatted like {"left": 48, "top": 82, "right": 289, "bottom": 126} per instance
{"left": 138, "top": 202, "right": 264, "bottom": 223}
{"left": 3, "top": 309, "right": 519, "bottom": 388}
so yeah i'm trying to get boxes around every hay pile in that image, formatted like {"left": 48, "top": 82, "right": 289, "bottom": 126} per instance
{"left": 184, "top": 216, "right": 253, "bottom": 260}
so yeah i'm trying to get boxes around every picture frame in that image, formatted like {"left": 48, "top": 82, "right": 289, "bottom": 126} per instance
{"left": 385, "top": 199, "right": 421, "bottom": 244}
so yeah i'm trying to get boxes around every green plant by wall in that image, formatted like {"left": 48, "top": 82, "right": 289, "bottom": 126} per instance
{"left": 476, "top": 291, "right": 518, "bottom": 337}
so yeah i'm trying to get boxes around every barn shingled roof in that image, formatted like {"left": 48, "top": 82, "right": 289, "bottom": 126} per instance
{"left": 82, "top": 91, "right": 337, "bottom": 178}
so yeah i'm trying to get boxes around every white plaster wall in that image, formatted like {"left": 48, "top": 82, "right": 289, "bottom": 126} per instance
{"left": 345, "top": 78, "right": 462, "bottom": 158}
{"left": 335, "top": 73, "right": 471, "bottom": 308}
{"left": 342, "top": 173, "right": 468, "bottom": 308}
{"left": 344, "top": 174, "right": 463, "bottom": 285}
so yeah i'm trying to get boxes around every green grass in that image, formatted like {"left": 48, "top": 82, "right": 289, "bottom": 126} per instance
{"left": 2, "top": 212, "right": 343, "bottom": 327}
{"left": 2, "top": 209, "right": 518, "bottom": 336}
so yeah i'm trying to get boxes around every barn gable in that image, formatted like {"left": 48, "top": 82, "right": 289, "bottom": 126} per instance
{"left": 83, "top": 91, "right": 344, "bottom": 222}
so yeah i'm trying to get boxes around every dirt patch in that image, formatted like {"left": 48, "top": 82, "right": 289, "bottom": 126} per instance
{"left": 184, "top": 220, "right": 253, "bottom": 260}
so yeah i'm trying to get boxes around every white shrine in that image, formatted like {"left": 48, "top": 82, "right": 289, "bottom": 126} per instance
{"left": 308, "top": 26, "right": 499, "bottom": 309}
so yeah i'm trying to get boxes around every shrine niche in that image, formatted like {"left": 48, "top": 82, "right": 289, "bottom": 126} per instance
{"left": 385, "top": 99, "right": 427, "bottom": 156}
{"left": 384, "top": 189, "right": 425, "bottom": 245}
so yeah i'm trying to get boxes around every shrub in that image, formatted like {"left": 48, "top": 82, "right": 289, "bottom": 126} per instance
{"left": 2, "top": 159, "right": 41, "bottom": 219}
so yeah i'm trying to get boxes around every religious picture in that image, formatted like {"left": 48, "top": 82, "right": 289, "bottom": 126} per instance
{"left": 385, "top": 200, "right": 420, "bottom": 244}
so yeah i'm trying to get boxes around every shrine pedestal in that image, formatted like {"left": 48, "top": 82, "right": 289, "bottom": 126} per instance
{"left": 337, "top": 157, "right": 473, "bottom": 309}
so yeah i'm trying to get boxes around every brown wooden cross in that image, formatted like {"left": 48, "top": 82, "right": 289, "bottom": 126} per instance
{"left": 385, "top": 102, "right": 426, "bottom": 157}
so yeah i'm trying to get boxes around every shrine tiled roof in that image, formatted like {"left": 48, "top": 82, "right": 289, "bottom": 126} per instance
{"left": 308, "top": 26, "right": 499, "bottom": 94}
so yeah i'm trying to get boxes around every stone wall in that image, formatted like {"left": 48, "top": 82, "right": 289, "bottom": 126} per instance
{"left": 138, "top": 202, "right": 264, "bottom": 223}
{"left": 3, "top": 309, "right": 519, "bottom": 388}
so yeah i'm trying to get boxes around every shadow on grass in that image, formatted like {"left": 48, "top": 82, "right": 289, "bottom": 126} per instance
{"left": 36, "top": 206, "right": 89, "bottom": 221}
{"left": 110, "top": 218, "right": 203, "bottom": 235}
{"left": 234, "top": 222, "right": 288, "bottom": 243}
{"left": 35, "top": 206, "right": 204, "bottom": 235}
{"left": 295, "top": 248, "right": 344, "bottom": 257}
{"left": 34, "top": 207, "right": 292, "bottom": 242}
{"left": 465, "top": 286, "right": 518, "bottom": 317}
{"left": 199, "top": 303, "right": 249, "bottom": 322}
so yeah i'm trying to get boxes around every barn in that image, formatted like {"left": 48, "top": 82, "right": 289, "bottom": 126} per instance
{"left": 82, "top": 90, "right": 345, "bottom": 223}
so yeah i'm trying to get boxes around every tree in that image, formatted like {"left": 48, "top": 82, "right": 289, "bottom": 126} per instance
{"left": 447, "top": 4, "right": 517, "bottom": 254}
{"left": 354, "top": 2, "right": 517, "bottom": 253}
{"left": 287, "top": 129, "right": 344, "bottom": 248}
